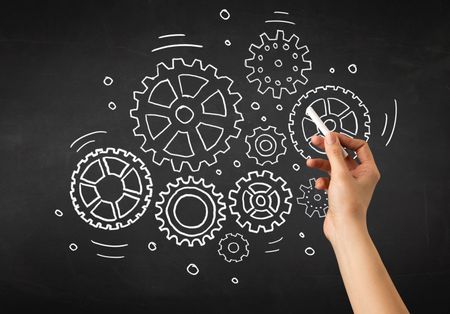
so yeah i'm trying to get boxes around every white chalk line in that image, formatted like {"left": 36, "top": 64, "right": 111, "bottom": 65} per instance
{"left": 264, "top": 249, "right": 280, "bottom": 254}
{"left": 265, "top": 20, "right": 295, "bottom": 25}
{"left": 268, "top": 237, "right": 283, "bottom": 244}
{"left": 273, "top": 11, "right": 289, "bottom": 15}
{"left": 96, "top": 253, "right": 125, "bottom": 259}
{"left": 385, "top": 99, "right": 398, "bottom": 147}
{"left": 91, "top": 240, "right": 128, "bottom": 248}
{"left": 158, "top": 33, "right": 186, "bottom": 39}
{"left": 381, "top": 113, "right": 388, "bottom": 136}
{"left": 76, "top": 140, "right": 96, "bottom": 152}
{"left": 70, "top": 130, "right": 107, "bottom": 148}
{"left": 151, "top": 44, "right": 203, "bottom": 53}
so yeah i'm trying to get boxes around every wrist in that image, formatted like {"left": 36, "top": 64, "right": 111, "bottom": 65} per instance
{"left": 328, "top": 215, "right": 370, "bottom": 248}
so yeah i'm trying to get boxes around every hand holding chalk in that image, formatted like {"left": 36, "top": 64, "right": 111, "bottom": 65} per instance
{"left": 305, "top": 106, "right": 349, "bottom": 158}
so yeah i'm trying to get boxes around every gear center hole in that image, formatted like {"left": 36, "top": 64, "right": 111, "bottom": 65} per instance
{"left": 97, "top": 175, "right": 124, "bottom": 202}
{"left": 255, "top": 194, "right": 267, "bottom": 207}
{"left": 324, "top": 119, "right": 337, "bottom": 131}
{"left": 313, "top": 194, "right": 322, "bottom": 201}
{"left": 228, "top": 242, "right": 240, "bottom": 253}
{"left": 174, "top": 195, "right": 208, "bottom": 229}
{"left": 175, "top": 105, "right": 194, "bottom": 124}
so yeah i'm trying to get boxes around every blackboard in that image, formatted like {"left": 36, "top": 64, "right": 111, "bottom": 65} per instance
{"left": 1, "top": 0, "right": 449, "bottom": 313}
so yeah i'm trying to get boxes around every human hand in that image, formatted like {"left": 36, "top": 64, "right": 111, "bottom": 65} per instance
{"left": 306, "top": 132, "right": 381, "bottom": 243}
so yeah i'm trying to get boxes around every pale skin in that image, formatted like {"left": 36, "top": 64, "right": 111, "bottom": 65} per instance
{"left": 306, "top": 132, "right": 409, "bottom": 314}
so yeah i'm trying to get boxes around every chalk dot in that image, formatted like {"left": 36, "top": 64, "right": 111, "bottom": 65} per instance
{"left": 231, "top": 277, "right": 239, "bottom": 284}
{"left": 275, "top": 80, "right": 281, "bottom": 86}
{"left": 348, "top": 64, "right": 357, "bottom": 74}
{"left": 148, "top": 241, "right": 157, "bottom": 252}
{"left": 292, "top": 163, "right": 300, "bottom": 171}
{"left": 292, "top": 53, "right": 298, "bottom": 59}
{"left": 219, "top": 9, "right": 230, "bottom": 20}
{"left": 286, "top": 76, "right": 292, "bottom": 82}
{"left": 261, "top": 116, "right": 267, "bottom": 122}
{"left": 264, "top": 76, "right": 271, "bottom": 83}
{"left": 187, "top": 263, "right": 199, "bottom": 276}
{"left": 108, "top": 101, "right": 117, "bottom": 110}
{"left": 216, "top": 169, "right": 222, "bottom": 175}
{"left": 329, "top": 67, "right": 335, "bottom": 74}
{"left": 274, "top": 59, "right": 283, "bottom": 67}
{"left": 305, "top": 247, "right": 315, "bottom": 256}
{"left": 293, "top": 65, "right": 299, "bottom": 72}
{"left": 264, "top": 45, "right": 270, "bottom": 51}
{"left": 273, "top": 43, "right": 278, "bottom": 49}
{"left": 283, "top": 43, "right": 290, "bottom": 50}
{"left": 103, "top": 76, "right": 113, "bottom": 86}
{"left": 258, "top": 55, "right": 263, "bottom": 61}
{"left": 69, "top": 243, "right": 78, "bottom": 252}
{"left": 299, "top": 232, "right": 305, "bottom": 238}
{"left": 276, "top": 104, "right": 283, "bottom": 111}
{"left": 224, "top": 39, "right": 231, "bottom": 46}
{"left": 251, "top": 102, "right": 260, "bottom": 110}
{"left": 233, "top": 160, "right": 241, "bottom": 168}
{"left": 54, "top": 209, "right": 63, "bottom": 217}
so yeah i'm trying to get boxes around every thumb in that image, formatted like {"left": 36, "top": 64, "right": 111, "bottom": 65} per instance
{"left": 324, "top": 132, "right": 348, "bottom": 175}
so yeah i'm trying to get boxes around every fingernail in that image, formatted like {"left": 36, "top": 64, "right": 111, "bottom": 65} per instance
{"left": 325, "top": 132, "right": 336, "bottom": 145}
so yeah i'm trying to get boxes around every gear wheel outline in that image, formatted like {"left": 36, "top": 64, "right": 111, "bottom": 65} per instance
{"left": 245, "top": 125, "right": 287, "bottom": 166}
{"left": 245, "top": 29, "right": 312, "bottom": 99}
{"left": 155, "top": 176, "right": 226, "bottom": 247}
{"left": 130, "top": 58, "right": 244, "bottom": 172}
{"left": 297, "top": 178, "right": 328, "bottom": 218}
{"left": 218, "top": 233, "right": 250, "bottom": 263}
{"left": 229, "top": 170, "right": 292, "bottom": 233}
{"left": 289, "top": 85, "right": 371, "bottom": 159}
{"left": 70, "top": 147, "right": 153, "bottom": 230}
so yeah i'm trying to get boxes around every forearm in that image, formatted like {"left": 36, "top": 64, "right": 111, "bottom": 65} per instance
{"left": 330, "top": 222, "right": 409, "bottom": 314}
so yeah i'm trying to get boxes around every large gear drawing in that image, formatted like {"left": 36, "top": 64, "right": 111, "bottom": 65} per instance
{"left": 70, "top": 148, "right": 153, "bottom": 230}
{"left": 245, "top": 126, "right": 287, "bottom": 166}
{"left": 289, "top": 85, "right": 371, "bottom": 159}
{"left": 245, "top": 29, "right": 312, "bottom": 99}
{"left": 229, "top": 170, "right": 292, "bottom": 233}
{"left": 297, "top": 178, "right": 328, "bottom": 218}
{"left": 155, "top": 176, "right": 226, "bottom": 247}
{"left": 218, "top": 233, "right": 250, "bottom": 263}
{"left": 130, "top": 58, "right": 243, "bottom": 172}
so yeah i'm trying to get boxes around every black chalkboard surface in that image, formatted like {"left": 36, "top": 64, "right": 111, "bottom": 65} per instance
{"left": 1, "top": 0, "right": 449, "bottom": 313}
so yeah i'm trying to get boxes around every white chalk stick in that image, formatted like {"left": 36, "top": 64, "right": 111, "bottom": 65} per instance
{"left": 305, "top": 106, "right": 349, "bottom": 158}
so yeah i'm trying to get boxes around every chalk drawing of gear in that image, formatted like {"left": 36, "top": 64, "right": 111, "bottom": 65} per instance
{"left": 289, "top": 85, "right": 371, "bottom": 159}
{"left": 297, "top": 178, "right": 328, "bottom": 218}
{"left": 130, "top": 58, "right": 243, "bottom": 172}
{"left": 245, "top": 126, "right": 287, "bottom": 166}
{"left": 245, "top": 29, "right": 312, "bottom": 99}
{"left": 218, "top": 233, "right": 250, "bottom": 263}
{"left": 70, "top": 148, "right": 152, "bottom": 230}
{"left": 155, "top": 176, "right": 226, "bottom": 247}
{"left": 229, "top": 170, "right": 292, "bottom": 233}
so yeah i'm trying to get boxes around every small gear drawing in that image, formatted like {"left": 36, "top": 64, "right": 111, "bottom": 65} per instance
{"left": 229, "top": 170, "right": 292, "bottom": 233}
{"left": 245, "top": 29, "right": 312, "bottom": 99}
{"left": 245, "top": 126, "right": 287, "bottom": 166}
{"left": 218, "top": 233, "right": 250, "bottom": 263}
{"left": 297, "top": 178, "right": 328, "bottom": 218}
{"left": 289, "top": 85, "right": 371, "bottom": 159}
{"left": 70, "top": 148, "right": 152, "bottom": 230}
{"left": 155, "top": 176, "right": 226, "bottom": 247}
{"left": 130, "top": 58, "right": 243, "bottom": 172}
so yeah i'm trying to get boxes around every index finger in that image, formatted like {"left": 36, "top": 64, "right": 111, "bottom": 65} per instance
{"left": 337, "top": 134, "right": 375, "bottom": 164}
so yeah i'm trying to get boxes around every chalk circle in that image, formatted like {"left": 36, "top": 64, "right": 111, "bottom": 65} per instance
{"left": 108, "top": 101, "right": 117, "bottom": 110}
{"left": 257, "top": 55, "right": 263, "bottom": 61}
{"left": 148, "top": 241, "right": 157, "bottom": 252}
{"left": 187, "top": 263, "right": 199, "bottom": 276}
{"left": 228, "top": 242, "right": 240, "bottom": 253}
{"left": 305, "top": 247, "right": 315, "bottom": 256}
{"left": 292, "top": 65, "right": 299, "bottom": 72}
{"left": 216, "top": 169, "right": 222, "bottom": 175}
{"left": 251, "top": 102, "right": 260, "bottom": 110}
{"left": 275, "top": 80, "right": 281, "bottom": 86}
{"left": 257, "top": 67, "right": 263, "bottom": 73}
{"left": 224, "top": 39, "right": 231, "bottom": 46}
{"left": 233, "top": 160, "right": 241, "bottom": 168}
{"left": 231, "top": 277, "right": 239, "bottom": 284}
{"left": 219, "top": 9, "right": 230, "bottom": 20}
{"left": 276, "top": 104, "right": 283, "bottom": 111}
{"left": 54, "top": 209, "right": 63, "bottom": 217}
{"left": 299, "top": 232, "right": 305, "bottom": 238}
{"left": 286, "top": 77, "right": 292, "bottom": 82}
{"left": 264, "top": 76, "right": 271, "bottom": 83}
{"left": 292, "top": 163, "right": 300, "bottom": 171}
{"left": 329, "top": 67, "right": 335, "bottom": 74}
{"left": 274, "top": 59, "right": 283, "bottom": 67}
{"left": 69, "top": 243, "right": 78, "bottom": 251}
{"left": 348, "top": 64, "right": 357, "bottom": 74}
{"left": 261, "top": 116, "right": 267, "bottom": 122}
{"left": 103, "top": 76, "right": 113, "bottom": 86}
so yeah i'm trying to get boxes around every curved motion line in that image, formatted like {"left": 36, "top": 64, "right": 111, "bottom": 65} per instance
{"left": 385, "top": 99, "right": 398, "bottom": 146}
{"left": 91, "top": 240, "right": 129, "bottom": 248}
{"left": 273, "top": 11, "right": 289, "bottom": 15}
{"left": 151, "top": 44, "right": 203, "bottom": 53}
{"left": 264, "top": 249, "right": 280, "bottom": 253}
{"left": 76, "top": 140, "right": 95, "bottom": 152}
{"left": 96, "top": 253, "right": 125, "bottom": 259}
{"left": 268, "top": 236, "right": 283, "bottom": 244}
{"left": 70, "top": 131, "right": 107, "bottom": 148}
{"left": 381, "top": 113, "right": 388, "bottom": 136}
{"left": 265, "top": 20, "right": 295, "bottom": 25}
{"left": 158, "top": 34, "right": 186, "bottom": 39}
